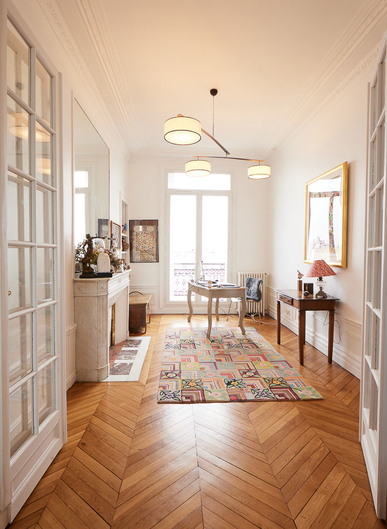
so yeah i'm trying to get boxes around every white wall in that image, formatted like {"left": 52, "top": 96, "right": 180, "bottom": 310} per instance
{"left": 126, "top": 156, "right": 272, "bottom": 313}
{"left": 11, "top": 0, "right": 132, "bottom": 388}
{"left": 9, "top": 0, "right": 384, "bottom": 382}
{"left": 267, "top": 49, "right": 378, "bottom": 378}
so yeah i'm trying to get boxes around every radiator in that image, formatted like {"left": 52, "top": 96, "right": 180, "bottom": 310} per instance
{"left": 236, "top": 272, "right": 269, "bottom": 316}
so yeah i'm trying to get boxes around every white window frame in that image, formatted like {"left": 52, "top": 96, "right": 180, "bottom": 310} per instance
{"left": 165, "top": 173, "right": 234, "bottom": 311}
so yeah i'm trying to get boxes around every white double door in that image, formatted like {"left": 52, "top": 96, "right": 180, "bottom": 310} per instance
{"left": 1, "top": 4, "right": 65, "bottom": 525}
{"left": 361, "top": 34, "right": 387, "bottom": 521}
{"left": 169, "top": 191, "right": 230, "bottom": 303}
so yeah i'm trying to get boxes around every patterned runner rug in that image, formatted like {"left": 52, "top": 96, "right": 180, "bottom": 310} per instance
{"left": 157, "top": 327, "right": 323, "bottom": 403}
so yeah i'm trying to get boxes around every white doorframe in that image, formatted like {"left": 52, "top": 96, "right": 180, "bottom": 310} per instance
{"left": 0, "top": 0, "right": 11, "bottom": 525}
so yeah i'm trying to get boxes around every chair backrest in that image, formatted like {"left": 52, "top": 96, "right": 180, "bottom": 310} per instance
{"left": 245, "top": 277, "right": 263, "bottom": 302}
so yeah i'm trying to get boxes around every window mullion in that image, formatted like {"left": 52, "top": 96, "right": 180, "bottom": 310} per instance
{"left": 197, "top": 191, "right": 203, "bottom": 278}
{"left": 29, "top": 44, "right": 39, "bottom": 437}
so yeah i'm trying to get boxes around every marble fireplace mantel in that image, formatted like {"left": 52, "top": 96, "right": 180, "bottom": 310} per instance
{"left": 74, "top": 270, "right": 130, "bottom": 381}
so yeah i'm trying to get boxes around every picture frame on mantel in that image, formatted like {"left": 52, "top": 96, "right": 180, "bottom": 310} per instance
{"left": 98, "top": 218, "right": 109, "bottom": 239}
{"left": 129, "top": 219, "right": 159, "bottom": 263}
{"left": 304, "top": 162, "right": 348, "bottom": 268}
{"left": 110, "top": 221, "right": 121, "bottom": 250}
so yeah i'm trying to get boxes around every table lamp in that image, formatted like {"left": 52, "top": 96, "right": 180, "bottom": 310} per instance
{"left": 306, "top": 259, "right": 336, "bottom": 298}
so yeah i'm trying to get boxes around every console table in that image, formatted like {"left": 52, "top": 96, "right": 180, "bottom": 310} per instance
{"left": 187, "top": 281, "right": 247, "bottom": 338}
{"left": 276, "top": 290, "right": 339, "bottom": 366}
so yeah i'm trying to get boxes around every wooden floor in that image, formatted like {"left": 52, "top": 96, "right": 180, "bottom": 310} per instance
{"left": 8, "top": 314, "right": 387, "bottom": 529}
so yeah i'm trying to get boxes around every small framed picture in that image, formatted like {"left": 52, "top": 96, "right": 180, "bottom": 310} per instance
{"left": 129, "top": 220, "right": 159, "bottom": 263}
{"left": 110, "top": 221, "right": 121, "bottom": 250}
{"left": 98, "top": 218, "right": 109, "bottom": 239}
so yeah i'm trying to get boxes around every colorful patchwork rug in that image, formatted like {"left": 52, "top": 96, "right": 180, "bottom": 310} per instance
{"left": 157, "top": 327, "right": 323, "bottom": 403}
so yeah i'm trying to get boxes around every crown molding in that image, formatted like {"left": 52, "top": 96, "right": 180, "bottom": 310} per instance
{"left": 267, "top": 45, "right": 379, "bottom": 164}
{"left": 261, "top": 0, "right": 387, "bottom": 159}
{"left": 36, "top": 0, "right": 131, "bottom": 159}
{"left": 75, "top": 0, "right": 142, "bottom": 153}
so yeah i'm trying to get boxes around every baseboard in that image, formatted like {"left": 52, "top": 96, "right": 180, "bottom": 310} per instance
{"left": 66, "top": 323, "right": 77, "bottom": 390}
{"left": 148, "top": 306, "right": 235, "bottom": 316}
{"left": 1, "top": 508, "right": 9, "bottom": 529}
{"left": 267, "top": 286, "right": 362, "bottom": 378}
{"left": 66, "top": 371, "right": 77, "bottom": 390}
{"left": 9, "top": 437, "right": 62, "bottom": 522}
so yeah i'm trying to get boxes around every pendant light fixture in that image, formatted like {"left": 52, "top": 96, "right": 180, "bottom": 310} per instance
{"left": 248, "top": 164, "right": 271, "bottom": 180}
{"left": 164, "top": 115, "right": 201, "bottom": 145}
{"left": 185, "top": 159, "right": 211, "bottom": 177}
{"left": 164, "top": 88, "right": 271, "bottom": 180}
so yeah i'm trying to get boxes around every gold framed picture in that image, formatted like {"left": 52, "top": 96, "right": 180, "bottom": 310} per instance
{"left": 304, "top": 162, "right": 348, "bottom": 268}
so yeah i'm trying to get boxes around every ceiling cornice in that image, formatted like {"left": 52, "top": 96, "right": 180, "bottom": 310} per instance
{"left": 75, "top": 0, "right": 143, "bottom": 153}
{"left": 36, "top": 0, "right": 132, "bottom": 159}
{"left": 267, "top": 45, "right": 379, "bottom": 164}
{"left": 260, "top": 0, "right": 387, "bottom": 159}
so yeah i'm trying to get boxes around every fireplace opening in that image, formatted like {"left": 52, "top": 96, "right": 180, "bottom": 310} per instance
{"left": 110, "top": 303, "right": 116, "bottom": 346}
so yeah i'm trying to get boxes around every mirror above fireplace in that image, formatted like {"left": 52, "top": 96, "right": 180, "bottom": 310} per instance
{"left": 73, "top": 99, "right": 110, "bottom": 247}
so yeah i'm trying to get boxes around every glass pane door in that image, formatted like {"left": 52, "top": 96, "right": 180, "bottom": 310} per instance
{"left": 361, "top": 42, "right": 387, "bottom": 520}
{"left": 202, "top": 195, "right": 228, "bottom": 282}
{"left": 169, "top": 195, "right": 196, "bottom": 301}
{"left": 2, "top": 14, "right": 63, "bottom": 523}
{"left": 169, "top": 190, "right": 230, "bottom": 302}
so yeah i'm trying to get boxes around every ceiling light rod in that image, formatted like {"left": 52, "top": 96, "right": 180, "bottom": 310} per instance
{"left": 211, "top": 87, "right": 217, "bottom": 138}
{"left": 176, "top": 113, "right": 230, "bottom": 155}
{"left": 192, "top": 155, "right": 265, "bottom": 163}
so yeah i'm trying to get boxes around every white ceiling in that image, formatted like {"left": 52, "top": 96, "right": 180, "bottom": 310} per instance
{"left": 56, "top": 0, "right": 387, "bottom": 161}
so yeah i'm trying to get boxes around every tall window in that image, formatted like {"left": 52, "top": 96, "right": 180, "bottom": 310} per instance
{"left": 168, "top": 173, "right": 231, "bottom": 302}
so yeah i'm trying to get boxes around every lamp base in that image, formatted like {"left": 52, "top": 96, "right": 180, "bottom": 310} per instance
{"left": 315, "top": 277, "right": 327, "bottom": 298}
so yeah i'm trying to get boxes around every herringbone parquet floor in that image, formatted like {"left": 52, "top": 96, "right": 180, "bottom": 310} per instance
{"left": 8, "top": 315, "right": 387, "bottom": 528}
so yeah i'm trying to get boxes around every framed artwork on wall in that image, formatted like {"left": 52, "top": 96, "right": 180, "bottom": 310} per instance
{"left": 98, "top": 218, "right": 109, "bottom": 239}
{"left": 304, "top": 162, "right": 348, "bottom": 268}
{"left": 129, "top": 219, "right": 159, "bottom": 263}
{"left": 110, "top": 221, "right": 121, "bottom": 250}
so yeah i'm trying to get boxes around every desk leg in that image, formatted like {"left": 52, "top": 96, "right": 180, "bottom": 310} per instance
{"left": 239, "top": 294, "right": 246, "bottom": 335}
{"left": 207, "top": 297, "right": 212, "bottom": 339}
{"left": 328, "top": 310, "right": 334, "bottom": 363}
{"left": 215, "top": 298, "right": 220, "bottom": 321}
{"left": 277, "top": 300, "right": 281, "bottom": 344}
{"left": 298, "top": 310, "right": 305, "bottom": 366}
{"left": 187, "top": 288, "right": 193, "bottom": 323}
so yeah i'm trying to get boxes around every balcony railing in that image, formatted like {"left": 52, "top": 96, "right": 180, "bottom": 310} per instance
{"left": 173, "top": 262, "right": 226, "bottom": 297}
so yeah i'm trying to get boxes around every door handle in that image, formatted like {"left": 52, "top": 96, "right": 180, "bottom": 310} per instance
{"left": 8, "top": 290, "right": 11, "bottom": 296}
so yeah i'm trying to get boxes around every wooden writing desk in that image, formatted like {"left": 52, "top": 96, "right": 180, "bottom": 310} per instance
{"left": 187, "top": 281, "right": 247, "bottom": 339}
{"left": 276, "top": 290, "right": 339, "bottom": 365}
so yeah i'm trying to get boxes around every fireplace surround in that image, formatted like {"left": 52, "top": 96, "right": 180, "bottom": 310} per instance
{"left": 74, "top": 270, "right": 130, "bottom": 381}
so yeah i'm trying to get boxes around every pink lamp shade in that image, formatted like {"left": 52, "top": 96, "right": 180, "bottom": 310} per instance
{"left": 306, "top": 260, "right": 336, "bottom": 279}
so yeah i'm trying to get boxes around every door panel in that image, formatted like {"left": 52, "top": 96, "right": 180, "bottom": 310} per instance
{"left": 1, "top": 11, "right": 64, "bottom": 525}
{"left": 361, "top": 38, "right": 387, "bottom": 520}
